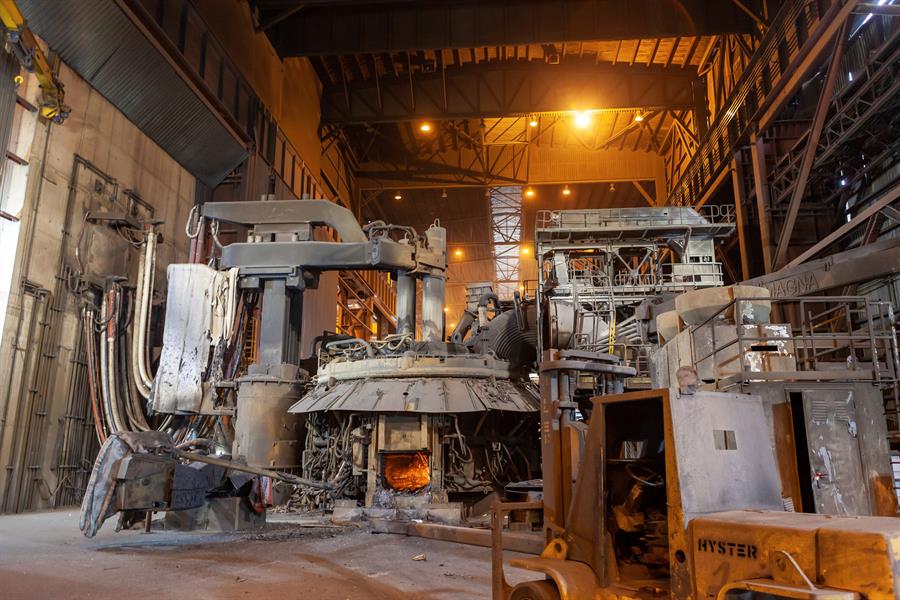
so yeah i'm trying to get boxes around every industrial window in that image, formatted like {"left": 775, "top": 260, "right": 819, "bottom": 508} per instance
{"left": 713, "top": 429, "right": 737, "bottom": 450}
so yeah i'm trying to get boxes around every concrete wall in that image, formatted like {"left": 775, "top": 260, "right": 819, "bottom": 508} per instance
{"left": 0, "top": 59, "right": 194, "bottom": 512}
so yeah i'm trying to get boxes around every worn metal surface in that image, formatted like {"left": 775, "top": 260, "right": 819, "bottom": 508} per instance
{"left": 495, "top": 385, "right": 900, "bottom": 599}
{"left": 257, "top": 279, "right": 302, "bottom": 367}
{"left": 290, "top": 376, "right": 538, "bottom": 414}
{"left": 18, "top": 0, "right": 248, "bottom": 185}
{"left": 202, "top": 200, "right": 368, "bottom": 243}
{"left": 316, "top": 352, "right": 517, "bottom": 383}
{"left": 374, "top": 517, "right": 544, "bottom": 555}
{"left": 233, "top": 375, "right": 304, "bottom": 469}
{"left": 745, "top": 236, "right": 900, "bottom": 297}
{"left": 536, "top": 206, "right": 735, "bottom": 242}
{"left": 670, "top": 390, "right": 784, "bottom": 517}
{"left": 690, "top": 510, "right": 900, "bottom": 599}
{"left": 395, "top": 271, "right": 417, "bottom": 335}
{"left": 800, "top": 388, "right": 870, "bottom": 515}
{"left": 152, "top": 265, "right": 236, "bottom": 414}
{"left": 421, "top": 225, "right": 447, "bottom": 341}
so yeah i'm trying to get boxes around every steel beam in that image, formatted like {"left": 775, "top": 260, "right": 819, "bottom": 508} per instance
{"left": 785, "top": 182, "right": 900, "bottom": 268}
{"left": 260, "top": 0, "right": 755, "bottom": 57}
{"left": 744, "top": 236, "right": 900, "bottom": 297}
{"left": 321, "top": 62, "right": 697, "bottom": 124}
{"left": 772, "top": 22, "right": 848, "bottom": 269}
{"left": 749, "top": 133, "right": 774, "bottom": 273}
{"left": 730, "top": 156, "right": 751, "bottom": 280}
{"left": 632, "top": 181, "right": 656, "bottom": 206}
{"left": 356, "top": 146, "right": 661, "bottom": 190}
{"left": 665, "top": 0, "right": 860, "bottom": 208}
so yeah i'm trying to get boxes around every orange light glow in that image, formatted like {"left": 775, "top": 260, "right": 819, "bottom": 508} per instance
{"left": 419, "top": 122, "right": 432, "bottom": 133}
{"left": 562, "top": 185, "right": 571, "bottom": 197}
{"left": 394, "top": 193, "right": 402, "bottom": 200}
{"left": 454, "top": 248, "right": 463, "bottom": 257}
{"left": 574, "top": 111, "right": 591, "bottom": 128}
{"left": 521, "top": 246, "right": 531, "bottom": 255}
{"left": 528, "top": 116, "right": 538, "bottom": 127}
{"left": 524, "top": 187, "right": 536, "bottom": 198}
{"left": 383, "top": 452, "right": 431, "bottom": 492}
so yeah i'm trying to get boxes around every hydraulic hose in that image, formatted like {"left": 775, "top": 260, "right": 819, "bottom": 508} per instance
{"left": 83, "top": 307, "right": 107, "bottom": 443}
{"left": 130, "top": 237, "right": 150, "bottom": 399}
{"left": 105, "top": 288, "right": 128, "bottom": 434}
{"left": 98, "top": 293, "right": 116, "bottom": 434}
{"left": 136, "top": 231, "right": 155, "bottom": 393}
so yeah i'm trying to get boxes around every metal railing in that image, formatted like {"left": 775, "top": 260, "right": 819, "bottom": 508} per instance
{"left": 536, "top": 205, "right": 734, "bottom": 231}
{"left": 564, "top": 262, "right": 724, "bottom": 290}
{"left": 689, "top": 296, "right": 900, "bottom": 390}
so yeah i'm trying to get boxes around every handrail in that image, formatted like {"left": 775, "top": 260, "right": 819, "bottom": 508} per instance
{"left": 686, "top": 295, "right": 899, "bottom": 387}
{"left": 536, "top": 204, "right": 735, "bottom": 230}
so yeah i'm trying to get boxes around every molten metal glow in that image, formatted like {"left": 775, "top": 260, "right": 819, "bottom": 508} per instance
{"left": 383, "top": 452, "right": 431, "bottom": 492}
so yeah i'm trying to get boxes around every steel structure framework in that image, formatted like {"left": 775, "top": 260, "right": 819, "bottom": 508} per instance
{"left": 490, "top": 186, "right": 523, "bottom": 299}
{"left": 253, "top": 0, "right": 757, "bottom": 57}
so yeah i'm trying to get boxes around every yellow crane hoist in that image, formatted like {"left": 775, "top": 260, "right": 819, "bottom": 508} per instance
{"left": 0, "top": 0, "right": 69, "bottom": 124}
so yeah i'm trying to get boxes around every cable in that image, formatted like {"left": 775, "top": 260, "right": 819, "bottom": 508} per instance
{"left": 82, "top": 306, "right": 107, "bottom": 443}
{"left": 130, "top": 236, "right": 150, "bottom": 399}
{"left": 185, "top": 204, "right": 203, "bottom": 238}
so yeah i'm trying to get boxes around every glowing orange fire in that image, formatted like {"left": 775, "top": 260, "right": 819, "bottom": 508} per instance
{"left": 383, "top": 451, "right": 431, "bottom": 492}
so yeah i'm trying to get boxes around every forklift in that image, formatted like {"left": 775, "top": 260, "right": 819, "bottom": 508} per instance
{"left": 491, "top": 385, "right": 900, "bottom": 599}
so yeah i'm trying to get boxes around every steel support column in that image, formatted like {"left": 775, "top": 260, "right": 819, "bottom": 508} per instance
{"left": 396, "top": 270, "right": 417, "bottom": 335}
{"left": 773, "top": 21, "right": 849, "bottom": 269}
{"left": 730, "top": 156, "right": 751, "bottom": 279}
{"left": 750, "top": 133, "right": 775, "bottom": 273}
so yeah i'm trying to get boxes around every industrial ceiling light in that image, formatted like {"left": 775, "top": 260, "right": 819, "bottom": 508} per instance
{"left": 609, "top": 183, "right": 616, "bottom": 192}
{"left": 521, "top": 245, "right": 531, "bottom": 256}
{"left": 562, "top": 185, "right": 571, "bottom": 197}
{"left": 524, "top": 187, "right": 536, "bottom": 198}
{"left": 441, "top": 188, "right": 448, "bottom": 199}
{"left": 528, "top": 115, "right": 539, "bottom": 128}
{"left": 443, "top": 307, "right": 449, "bottom": 313}
{"left": 419, "top": 122, "right": 432, "bottom": 133}
{"left": 634, "top": 112, "right": 645, "bottom": 122}
{"left": 573, "top": 111, "right": 591, "bottom": 128}
{"left": 394, "top": 193, "right": 403, "bottom": 200}
{"left": 454, "top": 248, "right": 463, "bottom": 257}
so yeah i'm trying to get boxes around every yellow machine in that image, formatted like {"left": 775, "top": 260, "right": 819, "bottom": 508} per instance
{"left": 0, "top": 0, "right": 69, "bottom": 123}
{"left": 492, "top": 388, "right": 900, "bottom": 599}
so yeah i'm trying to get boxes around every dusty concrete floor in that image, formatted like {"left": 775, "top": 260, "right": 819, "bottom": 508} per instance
{"left": 0, "top": 510, "right": 534, "bottom": 599}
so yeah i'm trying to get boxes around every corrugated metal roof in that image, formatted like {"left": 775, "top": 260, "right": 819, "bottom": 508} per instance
{"left": 19, "top": 0, "right": 248, "bottom": 186}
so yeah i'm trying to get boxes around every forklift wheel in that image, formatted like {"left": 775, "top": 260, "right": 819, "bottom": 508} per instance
{"left": 509, "top": 580, "right": 561, "bottom": 600}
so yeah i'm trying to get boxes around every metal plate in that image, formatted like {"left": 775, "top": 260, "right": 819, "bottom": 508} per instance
{"left": 289, "top": 377, "right": 539, "bottom": 414}
{"left": 670, "top": 390, "right": 784, "bottom": 517}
